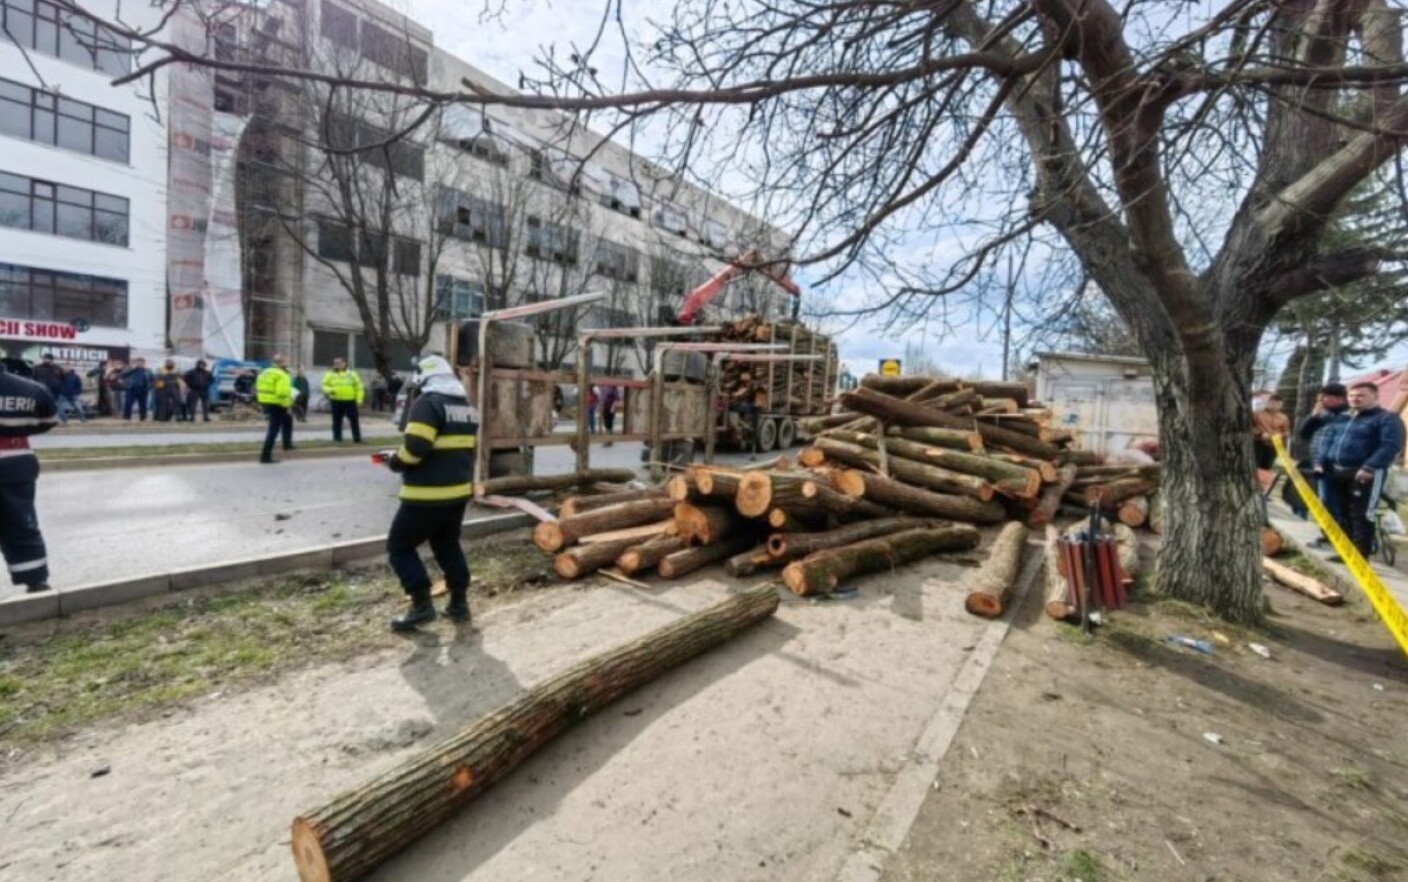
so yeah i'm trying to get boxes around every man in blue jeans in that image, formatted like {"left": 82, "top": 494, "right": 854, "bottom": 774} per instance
{"left": 1315, "top": 381, "right": 1406, "bottom": 558}
{"left": 1296, "top": 382, "right": 1350, "bottom": 544}
{"left": 122, "top": 357, "right": 151, "bottom": 421}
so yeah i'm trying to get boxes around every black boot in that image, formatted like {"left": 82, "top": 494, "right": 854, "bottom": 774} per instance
{"left": 392, "top": 587, "right": 437, "bottom": 631}
{"left": 443, "top": 585, "right": 470, "bottom": 623}
{"left": 24, "top": 583, "right": 52, "bottom": 594}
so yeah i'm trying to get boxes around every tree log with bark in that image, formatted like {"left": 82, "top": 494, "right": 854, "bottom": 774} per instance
{"left": 782, "top": 525, "right": 981, "bottom": 596}
{"left": 964, "top": 523, "right": 1030, "bottom": 618}
{"left": 832, "top": 469, "right": 1007, "bottom": 523}
{"left": 558, "top": 486, "right": 669, "bottom": 519}
{"left": 1043, "top": 525, "right": 1075, "bottom": 620}
{"left": 533, "top": 498, "right": 678, "bottom": 553}
{"left": 658, "top": 536, "right": 759, "bottom": 579}
{"left": 814, "top": 438, "right": 996, "bottom": 501}
{"left": 478, "top": 469, "right": 638, "bottom": 498}
{"left": 290, "top": 585, "right": 780, "bottom": 882}
{"left": 617, "top": 535, "right": 688, "bottom": 576}
{"left": 766, "top": 515, "right": 935, "bottom": 560}
{"left": 1028, "top": 464, "right": 1078, "bottom": 527}
{"left": 674, "top": 503, "right": 740, "bottom": 546}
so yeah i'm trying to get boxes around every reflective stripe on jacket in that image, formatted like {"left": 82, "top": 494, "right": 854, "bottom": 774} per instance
{"left": 321, "top": 369, "right": 364, "bottom": 404}
{"left": 394, "top": 391, "right": 478, "bottom": 504}
{"left": 256, "top": 366, "right": 293, "bottom": 408}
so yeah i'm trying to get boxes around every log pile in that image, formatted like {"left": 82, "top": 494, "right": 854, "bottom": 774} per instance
{"left": 714, "top": 315, "right": 839, "bottom": 415}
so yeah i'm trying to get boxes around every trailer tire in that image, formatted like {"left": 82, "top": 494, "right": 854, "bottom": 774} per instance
{"left": 757, "top": 418, "right": 778, "bottom": 453}
{"left": 776, "top": 417, "right": 796, "bottom": 450}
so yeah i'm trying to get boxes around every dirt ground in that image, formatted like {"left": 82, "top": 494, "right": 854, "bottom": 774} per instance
{"left": 884, "top": 551, "right": 1408, "bottom": 882}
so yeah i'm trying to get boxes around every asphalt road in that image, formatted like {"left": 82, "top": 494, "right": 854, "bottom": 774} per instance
{"left": 13, "top": 441, "right": 749, "bottom": 598}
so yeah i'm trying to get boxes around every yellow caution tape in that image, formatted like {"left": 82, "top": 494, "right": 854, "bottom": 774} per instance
{"left": 1273, "top": 434, "right": 1408, "bottom": 659}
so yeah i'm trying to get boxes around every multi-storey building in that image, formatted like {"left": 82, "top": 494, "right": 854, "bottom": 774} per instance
{"left": 0, "top": 0, "right": 169, "bottom": 376}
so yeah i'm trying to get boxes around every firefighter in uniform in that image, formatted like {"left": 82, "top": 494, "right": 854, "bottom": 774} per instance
{"left": 383, "top": 355, "right": 478, "bottom": 631}
{"left": 0, "top": 363, "right": 58, "bottom": 593}
{"left": 256, "top": 355, "right": 295, "bottom": 464}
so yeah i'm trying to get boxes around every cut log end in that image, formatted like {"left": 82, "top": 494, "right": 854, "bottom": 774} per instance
{"left": 780, "top": 561, "right": 819, "bottom": 596}
{"left": 964, "top": 594, "right": 1004, "bottom": 619}
{"left": 833, "top": 469, "right": 866, "bottom": 498}
{"left": 666, "top": 475, "right": 693, "bottom": 501}
{"left": 291, "top": 818, "right": 332, "bottom": 882}
{"left": 798, "top": 447, "right": 827, "bottom": 468}
{"left": 735, "top": 472, "right": 774, "bottom": 518}
{"left": 554, "top": 555, "right": 584, "bottom": 580}
{"left": 533, "top": 522, "right": 567, "bottom": 553}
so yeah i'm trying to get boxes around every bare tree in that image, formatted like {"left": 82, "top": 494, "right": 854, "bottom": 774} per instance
{"left": 63, "top": 0, "right": 1408, "bottom": 622}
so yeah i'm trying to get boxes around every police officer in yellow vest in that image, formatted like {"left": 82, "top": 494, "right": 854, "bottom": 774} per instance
{"left": 321, "top": 357, "right": 364, "bottom": 444}
{"left": 383, "top": 355, "right": 477, "bottom": 630}
{"left": 256, "top": 354, "right": 295, "bottom": 464}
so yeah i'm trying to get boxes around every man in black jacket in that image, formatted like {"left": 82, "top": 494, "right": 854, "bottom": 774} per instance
{"left": 183, "top": 360, "right": 214, "bottom": 422}
{"left": 0, "top": 364, "right": 58, "bottom": 593}
{"left": 382, "top": 355, "right": 478, "bottom": 631}
{"left": 1315, "top": 381, "right": 1406, "bottom": 557}
{"left": 1295, "top": 383, "right": 1350, "bottom": 544}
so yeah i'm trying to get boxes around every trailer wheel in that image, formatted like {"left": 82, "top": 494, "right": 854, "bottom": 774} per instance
{"left": 776, "top": 418, "right": 796, "bottom": 450}
{"left": 756, "top": 418, "right": 778, "bottom": 453}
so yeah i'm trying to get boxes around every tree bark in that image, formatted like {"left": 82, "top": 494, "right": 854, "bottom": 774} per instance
{"left": 579, "top": 521, "right": 675, "bottom": 545}
{"left": 617, "top": 535, "right": 687, "bottom": 576}
{"left": 674, "top": 503, "right": 738, "bottom": 546}
{"left": 781, "top": 525, "right": 981, "bottom": 597}
{"left": 735, "top": 471, "right": 810, "bottom": 518}
{"left": 767, "top": 508, "right": 824, "bottom": 532}
{"left": 1028, "top": 464, "right": 1078, "bottom": 527}
{"left": 813, "top": 438, "right": 996, "bottom": 501}
{"left": 290, "top": 585, "right": 780, "bottom": 882}
{"left": 798, "top": 479, "right": 892, "bottom": 519}
{"left": 831, "top": 469, "right": 1007, "bottom": 523}
{"left": 964, "top": 523, "right": 1030, "bottom": 618}
{"left": 689, "top": 467, "right": 743, "bottom": 500}
{"left": 477, "top": 468, "right": 638, "bottom": 497}
{"left": 886, "top": 425, "right": 985, "bottom": 452}
{"left": 657, "top": 536, "right": 759, "bottom": 579}
{"left": 533, "top": 498, "right": 678, "bottom": 553}
{"left": 965, "top": 381, "right": 1030, "bottom": 408}
{"left": 1262, "top": 557, "right": 1343, "bottom": 604}
{"left": 1059, "top": 450, "right": 1105, "bottom": 467}
{"left": 558, "top": 486, "right": 668, "bottom": 518}
{"left": 1043, "top": 525, "right": 1074, "bottom": 620}
{"left": 860, "top": 375, "right": 954, "bottom": 396}
{"left": 555, "top": 536, "right": 646, "bottom": 580}
{"left": 799, "top": 412, "right": 862, "bottom": 435}
{"left": 766, "top": 516, "right": 935, "bottom": 559}
{"left": 1116, "top": 495, "right": 1149, "bottom": 528}
{"left": 1082, "top": 477, "right": 1160, "bottom": 509}
{"left": 830, "top": 430, "right": 1039, "bottom": 497}
{"left": 725, "top": 547, "right": 782, "bottom": 578}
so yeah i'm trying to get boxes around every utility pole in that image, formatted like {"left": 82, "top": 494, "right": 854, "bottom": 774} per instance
{"left": 1000, "top": 251, "right": 1014, "bottom": 381}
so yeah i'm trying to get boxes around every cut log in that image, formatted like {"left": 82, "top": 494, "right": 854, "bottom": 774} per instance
{"left": 767, "top": 508, "right": 825, "bottom": 532}
{"left": 580, "top": 520, "right": 675, "bottom": 545}
{"left": 735, "top": 471, "right": 809, "bottom": 518}
{"left": 555, "top": 536, "right": 644, "bottom": 580}
{"left": 616, "top": 535, "right": 687, "bottom": 576}
{"left": 798, "top": 480, "right": 892, "bottom": 519}
{"left": 814, "top": 438, "right": 996, "bottom": 501}
{"left": 477, "top": 468, "right": 638, "bottom": 498}
{"left": 887, "top": 425, "right": 984, "bottom": 452}
{"left": 832, "top": 469, "right": 1007, "bottom": 523}
{"left": 1147, "top": 490, "right": 1164, "bottom": 534}
{"left": 533, "top": 498, "right": 677, "bottom": 553}
{"left": 740, "top": 455, "right": 793, "bottom": 472}
{"left": 976, "top": 397, "right": 1020, "bottom": 414}
{"left": 1043, "top": 525, "right": 1074, "bottom": 620}
{"left": 674, "top": 503, "right": 738, "bottom": 546}
{"left": 1074, "top": 463, "right": 1162, "bottom": 480}
{"left": 692, "top": 468, "right": 743, "bottom": 500}
{"left": 973, "top": 420, "right": 1063, "bottom": 460}
{"left": 1261, "top": 526, "right": 1285, "bottom": 558}
{"left": 963, "top": 381, "right": 1030, "bottom": 408}
{"left": 664, "top": 475, "right": 695, "bottom": 502}
{"left": 657, "top": 536, "right": 758, "bottom": 579}
{"left": 782, "top": 525, "right": 981, "bottom": 597}
{"left": 989, "top": 453, "right": 1058, "bottom": 482}
{"left": 1039, "top": 427, "right": 1076, "bottom": 445}
{"left": 558, "top": 486, "right": 667, "bottom": 519}
{"left": 1058, "top": 449, "right": 1105, "bottom": 466}
{"left": 289, "top": 585, "right": 780, "bottom": 882}
{"left": 766, "top": 516, "right": 933, "bottom": 560}
{"left": 725, "top": 548, "right": 781, "bottom": 578}
{"left": 963, "top": 522, "right": 1029, "bottom": 619}
{"left": 1028, "top": 464, "right": 1078, "bottom": 527}
{"left": 1262, "top": 557, "right": 1343, "bottom": 604}
{"left": 929, "top": 387, "right": 979, "bottom": 412}
{"left": 1116, "top": 495, "right": 1149, "bottom": 527}
{"left": 797, "top": 447, "right": 828, "bottom": 468}
{"left": 830, "top": 430, "right": 1039, "bottom": 497}
{"left": 799, "top": 412, "right": 861, "bottom": 435}
{"left": 1082, "top": 477, "right": 1160, "bottom": 509}
{"left": 860, "top": 375, "right": 953, "bottom": 396}
{"left": 842, "top": 386, "right": 966, "bottom": 428}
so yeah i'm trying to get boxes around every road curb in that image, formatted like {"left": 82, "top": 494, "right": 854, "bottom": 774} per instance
{"left": 38, "top": 442, "right": 397, "bottom": 472}
{"left": 0, "top": 512, "right": 534, "bottom": 627}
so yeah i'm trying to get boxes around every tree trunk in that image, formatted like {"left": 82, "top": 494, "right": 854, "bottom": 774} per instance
{"left": 766, "top": 516, "right": 934, "bottom": 560}
{"left": 1028, "top": 464, "right": 1078, "bottom": 527}
{"left": 781, "top": 525, "right": 981, "bottom": 596}
{"left": 831, "top": 469, "right": 1007, "bottom": 523}
{"left": 813, "top": 438, "right": 996, "bottom": 501}
{"left": 533, "top": 498, "right": 678, "bottom": 553}
{"left": 559, "top": 486, "right": 668, "bottom": 518}
{"left": 1043, "top": 525, "right": 1074, "bottom": 620}
{"left": 725, "top": 547, "right": 781, "bottom": 578}
{"left": 478, "top": 468, "right": 638, "bottom": 497}
{"left": 617, "top": 535, "right": 687, "bottom": 576}
{"left": 555, "top": 536, "right": 646, "bottom": 580}
{"left": 657, "top": 537, "right": 758, "bottom": 579}
{"left": 964, "top": 522, "right": 1029, "bottom": 619}
{"left": 290, "top": 586, "right": 779, "bottom": 882}
{"left": 735, "top": 471, "right": 810, "bottom": 518}
{"left": 673, "top": 503, "right": 738, "bottom": 546}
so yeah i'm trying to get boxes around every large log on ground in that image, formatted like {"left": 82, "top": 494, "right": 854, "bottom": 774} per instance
{"left": 767, "top": 508, "right": 825, "bottom": 532}
{"left": 735, "top": 471, "right": 810, "bottom": 518}
{"left": 1043, "top": 525, "right": 1074, "bottom": 619}
{"left": 964, "top": 522, "right": 1030, "bottom": 619}
{"left": 766, "top": 516, "right": 933, "bottom": 560}
{"left": 1082, "top": 477, "right": 1160, "bottom": 509}
{"left": 782, "top": 525, "right": 981, "bottom": 597}
{"left": 554, "top": 536, "right": 645, "bottom": 580}
{"left": 657, "top": 536, "right": 758, "bottom": 579}
{"left": 832, "top": 469, "right": 1007, "bottom": 523}
{"left": 289, "top": 585, "right": 780, "bottom": 882}
{"left": 725, "top": 547, "right": 781, "bottom": 578}
{"left": 1261, "top": 526, "right": 1285, "bottom": 558}
{"left": 558, "top": 486, "right": 668, "bottom": 518}
{"left": 674, "top": 503, "right": 738, "bottom": 546}
{"left": 798, "top": 480, "right": 892, "bottom": 519}
{"left": 986, "top": 452, "right": 1057, "bottom": 481}
{"left": 814, "top": 438, "right": 996, "bottom": 501}
{"left": 886, "top": 425, "right": 984, "bottom": 452}
{"left": 616, "top": 535, "right": 686, "bottom": 576}
{"left": 533, "top": 498, "right": 677, "bottom": 553}
{"left": 842, "top": 386, "right": 964, "bottom": 428}
{"left": 477, "top": 468, "right": 638, "bottom": 498}
{"left": 690, "top": 467, "right": 743, "bottom": 500}
{"left": 579, "top": 520, "right": 674, "bottom": 545}
{"left": 1262, "top": 557, "right": 1343, "bottom": 604}
{"left": 1028, "top": 464, "right": 1078, "bottom": 527}
{"left": 830, "top": 430, "right": 1038, "bottom": 497}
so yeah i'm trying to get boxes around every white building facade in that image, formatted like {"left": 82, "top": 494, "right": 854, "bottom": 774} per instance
{"left": 0, "top": 0, "right": 170, "bottom": 376}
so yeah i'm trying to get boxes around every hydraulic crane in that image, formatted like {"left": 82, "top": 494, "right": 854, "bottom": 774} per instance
{"left": 676, "top": 249, "right": 802, "bottom": 325}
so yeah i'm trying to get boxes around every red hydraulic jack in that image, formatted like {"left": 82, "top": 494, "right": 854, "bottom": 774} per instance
{"left": 1057, "top": 508, "right": 1128, "bottom": 633}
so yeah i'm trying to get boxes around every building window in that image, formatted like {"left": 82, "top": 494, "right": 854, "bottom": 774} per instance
{"left": 0, "top": 261, "right": 127, "bottom": 326}
{"left": 313, "top": 328, "right": 417, "bottom": 369}
{"left": 0, "top": 171, "right": 128, "bottom": 245}
{"left": 595, "top": 240, "right": 640, "bottom": 282}
{"left": 0, "top": 0, "right": 131, "bottom": 75}
{"left": 316, "top": 219, "right": 355, "bottom": 263}
{"left": 320, "top": 112, "right": 424, "bottom": 181}
{"left": 435, "top": 188, "right": 506, "bottom": 248}
{"left": 434, "top": 275, "right": 485, "bottom": 321}
{"left": 393, "top": 238, "right": 420, "bottom": 276}
{"left": 359, "top": 20, "right": 427, "bottom": 84}
{"left": 0, "top": 78, "right": 130, "bottom": 162}
{"left": 525, "top": 216, "right": 579, "bottom": 264}
{"left": 319, "top": 0, "right": 357, "bottom": 50}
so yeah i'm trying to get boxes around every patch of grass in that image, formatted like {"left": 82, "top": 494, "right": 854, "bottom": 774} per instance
{"left": 1059, "top": 848, "right": 1107, "bottom": 882}
{"left": 1057, "top": 623, "right": 1097, "bottom": 647}
{"left": 997, "top": 852, "right": 1034, "bottom": 882}
{"left": 1337, "top": 845, "right": 1400, "bottom": 880}
{"left": 1331, "top": 766, "right": 1374, "bottom": 791}
{"left": 37, "top": 437, "right": 397, "bottom": 461}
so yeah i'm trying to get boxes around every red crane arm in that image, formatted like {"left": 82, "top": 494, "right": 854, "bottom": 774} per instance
{"left": 676, "top": 250, "right": 801, "bottom": 325}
